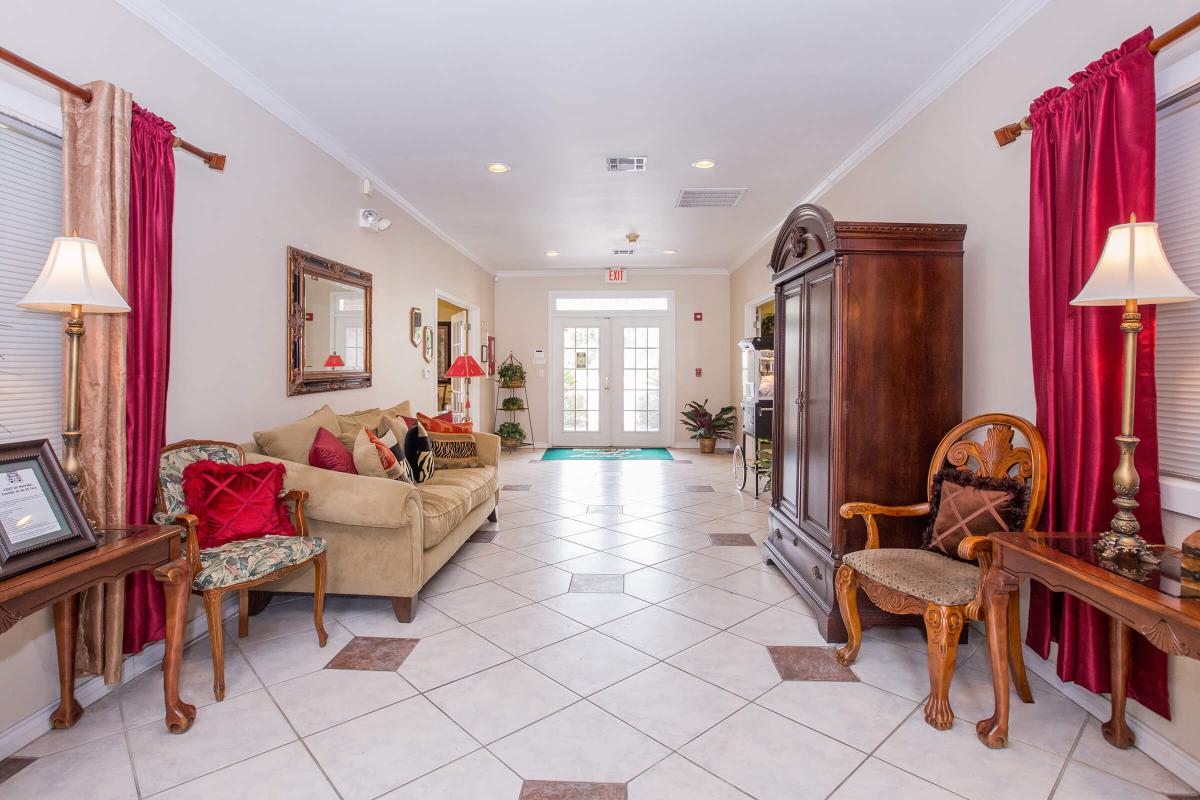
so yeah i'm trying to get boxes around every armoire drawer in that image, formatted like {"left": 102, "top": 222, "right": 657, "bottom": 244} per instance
{"left": 766, "top": 513, "right": 834, "bottom": 608}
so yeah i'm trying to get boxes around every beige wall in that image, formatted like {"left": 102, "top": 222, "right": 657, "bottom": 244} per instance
{"left": 728, "top": 0, "right": 1200, "bottom": 763}
{"left": 496, "top": 272, "right": 732, "bottom": 447}
{"left": 1, "top": 0, "right": 494, "bottom": 739}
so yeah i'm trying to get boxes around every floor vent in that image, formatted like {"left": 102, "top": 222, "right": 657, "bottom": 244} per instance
{"left": 607, "top": 157, "right": 647, "bottom": 172}
{"left": 676, "top": 188, "right": 747, "bottom": 208}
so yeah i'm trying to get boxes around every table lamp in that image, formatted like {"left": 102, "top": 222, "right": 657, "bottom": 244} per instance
{"left": 445, "top": 354, "right": 486, "bottom": 422}
{"left": 17, "top": 235, "right": 130, "bottom": 500}
{"left": 323, "top": 353, "right": 345, "bottom": 368}
{"left": 1071, "top": 214, "right": 1198, "bottom": 563}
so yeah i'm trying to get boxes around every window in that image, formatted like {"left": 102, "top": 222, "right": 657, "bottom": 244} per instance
{"left": 554, "top": 296, "right": 669, "bottom": 312}
{"left": 0, "top": 114, "right": 62, "bottom": 452}
{"left": 1156, "top": 90, "right": 1200, "bottom": 482}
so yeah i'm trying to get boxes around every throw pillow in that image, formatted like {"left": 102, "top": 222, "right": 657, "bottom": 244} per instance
{"left": 309, "top": 427, "right": 358, "bottom": 474}
{"left": 417, "top": 412, "right": 474, "bottom": 434}
{"left": 429, "top": 432, "right": 482, "bottom": 469}
{"left": 253, "top": 404, "right": 338, "bottom": 463}
{"left": 924, "top": 468, "right": 1030, "bottom": 558}
{"left": 403, "top": 421, "right": 436, "bottom": 482}
{"left": 383, "top": 400, "right": 413, "bottom": 420}
{"left": 379, "top": 413, "right": 410, "bottom": 467}
{"left": 182, "top": 460, "right": 295, "bottom": 549}
{"left": 352, "top": 427, "right": 413, "bottom": 483}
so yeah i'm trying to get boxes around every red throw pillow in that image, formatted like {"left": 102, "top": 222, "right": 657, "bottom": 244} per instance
{"left": 309, "top": 426, "right": 357, "bottom": 474}
{"left": 417, "top": 412, "right": 473, "bottom": 434}
{"left": 182, "top": 461, "right": 295, "bottom": 548}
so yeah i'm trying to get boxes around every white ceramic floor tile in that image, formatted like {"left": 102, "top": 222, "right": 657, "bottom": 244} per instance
{"left": 610, "top": 519, "right": 679, "bottom": 538}
{"left": 1072, "top": 718, "right": 1194, "bottom": 794}
{"left": 689, "top": 520, "right": 761, "bottom": 537}
{"left": 459, "top": 550, "right": 546, "bottom": 579}
{"left": 18, "top": 693, "right": 125, "bottom": 758}
{"left": 491, "top": 528, "right": 556, "bottom": 549}
{"left": 518, "top": 518, "right": 598, "bottom": 538}
{"left": 667, "top": 632, "right": 782, "bottom": 699}
{"left": 658, "top": 586, "right": 768, "bottom": 629}
{"left": 421, "top": 563, "right": 489, "bottom": 596}
{"left": 151, "top": 741, "right": 338, "bottom": 800}
{"left": 222, "top": 595, "right": 327, "bottom": 646}
{"left": 515, "top": 539, "right": 597, "bottom": 563}
{"left": 450, "top": 542, "right": 505, "bottom": 561}
{"left": 681, "top": 705, "right": 866, "bottom": 800}
{"left": 599, "top": 605, "right": 721, "bottom": 659}
{"left": 1052, "top": 760, "right": 1174, "bottom": 800}
{"left": 468, "top": 603, "right": 587, "bottom": 655}
{"left": 843, "top": 638, "right": 935, "bottom": 702}
{"left": 946, "top": 662, "right": 1086, "bottom": 756}
{"left": 339, "top": 601, "right": 461, "bottom": 638}
{"left": 758, "top": 680, "right": 918, "bottom": 751}
{"left": 592, "top": 663, "right": 746, "bottom": 748}
{"left": 628, "top": 754, "right": 752, "bottom": 799}
{"left": 118, "top": 641, "right": 262, "bottom": 728}
{"left": 828, "top": 758, "right": 961, "bottom": 800}
{"left": 268, "top": 668, "right": 417, "bottom": 736}
{"left": 490, "top": 700, "right": 670, "bottom": 783}
{"left": 397, "top": 626, "right": 513, "bottom": 691}
{"left": 423, "top": 582, "right": 532, "bottom": 624}
{"left": 726, "top": 606, "right": 828, "bottom": 646}
{"left": 0, "top": 733, "right": 136, "bottom": 800}
{"left": 656, "top": 553, "right": 745, "bottom": 583}
{"left": 304, "top": 695, "right": 477, "bottom": 800}
{"left": 380, "top": 749, "right": 524, "bottom": 800}
{"left": 522, "top": 630, "right": 657, "bottom": 696}
{"left": 563, "top": 529, "right": 643, "bottom": 551}
{"left": 649, "top": 530, "right": 719, "bottom": 551}
{"left": 606, "top": 540, "right": 689, "bottom": 565}
{"left": 426, "top": 660, "right": 578, "bottom": 743}
{"left": 495, "top": 565, "right": 575, "bottom": 600}
{"left": 540, "top": 592, "right": 649, "bottom": 626}
{"left": 711, "top": 567, "right": 798, "bottom": 604}
{"left": 238, "top": 621, "right": 354, "bottom": 685}
{"left": 649, "top": 510, "right": 716, "bottom": 527}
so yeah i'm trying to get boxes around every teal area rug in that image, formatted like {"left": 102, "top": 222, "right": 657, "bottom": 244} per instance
{"left": 542, "top": 447, "right": 673, "bottom": 461}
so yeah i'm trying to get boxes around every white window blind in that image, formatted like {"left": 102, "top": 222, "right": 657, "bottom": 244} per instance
{"left": 0, "top": 114, "right": 62, "bottom": 452}
{"left": 1156, "top": 90, "right": 1200, "bottom": 481}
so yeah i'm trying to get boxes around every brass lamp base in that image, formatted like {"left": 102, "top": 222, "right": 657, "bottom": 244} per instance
{"left": 1095, "top": 530, "right": 1160, "bottom": 565}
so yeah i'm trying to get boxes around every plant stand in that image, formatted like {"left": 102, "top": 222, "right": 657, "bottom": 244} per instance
{"left": 496, "top": 353, "right": 534, "bottom": 452}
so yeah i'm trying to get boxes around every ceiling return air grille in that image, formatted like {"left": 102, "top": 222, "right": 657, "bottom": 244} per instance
{"left": 611, "top": 248, "right": 637, "bottom": 256}
{"left": 676, "top": 188, "right": 747, "bottom": 208}
{"left": 607, "top": 157, "right": 647, "bottom": 172}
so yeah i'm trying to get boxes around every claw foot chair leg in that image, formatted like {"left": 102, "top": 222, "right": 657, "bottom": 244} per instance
{"left": 834, "top": 565, "right": 862, "bottom": 666}
{"left": 203, "top": 590, "right": 227, "bottom": 701}
{"left": 924, "top": 603, "right": 964, "bottom": 730}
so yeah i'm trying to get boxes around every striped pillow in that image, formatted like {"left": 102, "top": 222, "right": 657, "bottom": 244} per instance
{"left": 429, "top": 432, "right": 481, "bottom": 469}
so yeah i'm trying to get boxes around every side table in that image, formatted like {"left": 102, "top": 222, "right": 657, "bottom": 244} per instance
{"left": 0, "top": 525, "right": 196, "bottom": 733}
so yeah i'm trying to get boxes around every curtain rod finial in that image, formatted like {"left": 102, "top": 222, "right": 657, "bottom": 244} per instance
{"left": 207, "top": 153, "right": 226, "bottom": 172}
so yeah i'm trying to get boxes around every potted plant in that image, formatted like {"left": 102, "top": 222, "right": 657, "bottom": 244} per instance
{"left": 498, "top": 361, "right": 526, "bottom": 388}
{"left": 680, "top": 399, "right": 736, "bottom": 454}
{"left": 501, "top": 395, "right": 525, "bottom": 411}
{"left": 760, "top": 312, "right": 775, "bottom": 338}
{"left": 497, "top": 421, "right": 526, "bottom": 448}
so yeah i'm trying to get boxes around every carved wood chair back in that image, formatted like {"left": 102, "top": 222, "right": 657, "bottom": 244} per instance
{"left": 925, "top": 413, "right": 1048, "bottom": 531}
{"left": 155, "top": 439, "right": 247, "bottom": 522}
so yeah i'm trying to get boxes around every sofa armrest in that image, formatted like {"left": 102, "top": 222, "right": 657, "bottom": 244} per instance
{"left": 473, "top": 432, "right": 500, "bottom": 468}
{"left": 245, "top": 453, "right": 421, "bottom": 529}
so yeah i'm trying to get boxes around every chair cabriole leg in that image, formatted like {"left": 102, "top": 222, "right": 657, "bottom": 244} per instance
{"left": 203, "top": 589, "right": 226, "bottom": 701}
{"left": 313, "top": 552, "right": 329, "bottom": 647}
{"left": 834, "top": 564, "right": 862, "bottom": 666}
{"left": 923, "top": 602, "right": 963, "bottom": 730}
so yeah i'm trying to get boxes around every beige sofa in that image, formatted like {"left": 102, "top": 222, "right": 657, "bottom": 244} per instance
{"left": 243, "top": 402, "right": 499, "bottom": 622}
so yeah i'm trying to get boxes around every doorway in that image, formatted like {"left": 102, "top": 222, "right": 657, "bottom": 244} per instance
{"left": 549, "top": 292, "right": 675, "bottom": 448}
{"left": 434, "top": 289, "right": 479, "bottom": 422}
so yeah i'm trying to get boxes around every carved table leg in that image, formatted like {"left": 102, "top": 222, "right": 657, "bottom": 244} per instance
{"left": 50, "top": 593, "right": 83, "bottom": 729}
{"left": 155, "top": 558, "right": 197, "bottom": 733}
{"left": 1102, "top": 616, "right": 1135, "bottom": 748}
{"left": 977, "top": 566, "right": 1018, "bottom": 749}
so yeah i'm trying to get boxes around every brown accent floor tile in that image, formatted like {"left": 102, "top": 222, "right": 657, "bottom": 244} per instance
{"left": 768, "top": 646, "right": 858, "bottom": 681}
{"left": 570, "top": 574, "right": 624, "bottom": 593}
{"left": 685, "top": 485, "right": 715, "bottom": 492}
{"left": 504, "top": 484, "right": 533, "bottom": 491}
{"left": 521, "top": 781, "right": 627, "bottom": 800}
{"left": 326, "top": 636, "right": 418, "bottom": 671}
{"left": 0, "top": 757, "right": 35, "bottom": 787}
{"left": 709, "top": 533, "right": 756, "bottom": 547}
{"left": 470, "top": 530, "right": 499, "bottom": 542}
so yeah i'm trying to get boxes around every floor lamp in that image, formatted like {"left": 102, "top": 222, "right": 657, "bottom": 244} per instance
{"left": 445, "top": 354, "right": 486, "bottom": 423}
{"left": 1070, "top": 214, "right": 1197, "bottom": 563}
{"left": 17, "top": 236, "right": 130, "bottom": 501}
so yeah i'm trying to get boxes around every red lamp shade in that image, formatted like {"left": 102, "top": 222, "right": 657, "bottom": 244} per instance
{"left": 445, "top": 354, "right": 486, "bottom": 378}
{"left": 323, "top": 353, "right": 345, "bottom": 368}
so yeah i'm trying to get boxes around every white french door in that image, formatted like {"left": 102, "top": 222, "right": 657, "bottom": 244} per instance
{"left": 551, "top": 314, "right": 674, "bottom": 448}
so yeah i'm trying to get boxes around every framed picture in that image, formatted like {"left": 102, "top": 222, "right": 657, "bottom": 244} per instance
{"left": 410, "top": 307, "right": 423, "bottom": 347}
{"left": 0, "top": 439, "right": 97, "bottom": 579}
{"left": 486, "top": 335, "right": 496, "bottom": 375}
{"left": 437, "top": 322, "right": 452, "bottom": 378}
{"left": 423, "top": 325, "right": 435, "bottom": 363}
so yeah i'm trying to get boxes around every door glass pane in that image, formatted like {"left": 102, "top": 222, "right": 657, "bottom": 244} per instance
{"left": 621, "top": 326, "right": 661, "bottom": 432}
{"left": 562, "top": 327, "right": 600, "bottom": 431}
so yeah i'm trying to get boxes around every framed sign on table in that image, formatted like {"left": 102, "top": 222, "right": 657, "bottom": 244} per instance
{"left": 0, "top": 439, "right": 97, "bottom": 578}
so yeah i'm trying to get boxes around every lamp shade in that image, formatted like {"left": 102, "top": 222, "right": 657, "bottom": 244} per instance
{"left": 445, "top": 354, "right": 486, "bottom": 378}
{"left": 323, "top": 353, "right": 345, "bottom": 368}
{"left": 17, "top": 236, "right": 130, "bottom": 313}
{"left": 1071, "top": 220, "right": 1198, "bottom": 306}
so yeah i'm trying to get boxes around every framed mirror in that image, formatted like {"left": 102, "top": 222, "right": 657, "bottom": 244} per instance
{"left": 287, "top": 246, "right": 372, "bottom": 396}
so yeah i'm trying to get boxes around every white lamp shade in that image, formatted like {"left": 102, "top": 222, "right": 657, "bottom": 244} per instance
{"left": 1071, "top": 221, "right": 1198, "bottom": 306}
{"left": 17, "top": 236, "right": 130, "bottom": 314}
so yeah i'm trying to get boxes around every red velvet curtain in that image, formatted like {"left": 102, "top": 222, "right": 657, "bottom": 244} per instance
{"left": 123, "top": 104, "right": 176, "bottom": 654}
{"left": 1025, "top": 28, "right": 1169, "bottom": 719}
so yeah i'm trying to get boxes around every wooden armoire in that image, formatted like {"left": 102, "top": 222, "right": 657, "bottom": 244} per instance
{"left": 764, "top": 204, "right": 965, "bottom": 642}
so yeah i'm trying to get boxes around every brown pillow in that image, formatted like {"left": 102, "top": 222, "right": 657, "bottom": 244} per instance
{"left": 254, "top": 405, "right": 339, "bottom": 463}
{"left": 429, "top": 432, "right": 481, "bottom": 469}
{"left": 924, "top": 468, "right": 1029, "bottom": 558}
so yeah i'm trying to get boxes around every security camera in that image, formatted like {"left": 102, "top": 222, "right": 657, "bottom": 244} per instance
{"left": 358, "top": 208, "right": 392, "bottom": 233}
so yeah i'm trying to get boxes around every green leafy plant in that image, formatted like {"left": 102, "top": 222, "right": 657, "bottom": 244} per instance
{"left": 680, "top": 399, "right": 736, "bottom": 440}
{"left": 498, "top": 362, "right": 526, "bottom": 387}
{"left": 497, "top": 421, "right": 526, "bottom": 443}
{"left": 760, "top": 312, "right": 775, "bottom": 338}
{"left": 501, "top": 396, "right": 525, "bottom": 411}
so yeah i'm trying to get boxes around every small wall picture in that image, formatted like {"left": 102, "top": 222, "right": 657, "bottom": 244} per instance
{"left": 486, "top": 335, "right": 496, "bottom": 375}
{"left": 423, "top": 325, "right": 435, "bottom": 363}
{"left": 410, "top": 307, "right": 423, "bottom": 347}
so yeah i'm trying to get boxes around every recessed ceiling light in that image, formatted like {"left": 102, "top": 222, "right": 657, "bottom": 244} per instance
{"left": 545, "top": 250, "right": 560, "bottom": 257}
{"left": 691, "top": 159, "right": 717, "bottom": 169}
{"left": 663, "top": 249, "right": 678, "bottom": 254}
{"left": 487, "top": 162, "right": 511, "bottom": 173}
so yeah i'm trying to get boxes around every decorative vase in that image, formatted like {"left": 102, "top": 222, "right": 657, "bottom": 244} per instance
{"left": 698, "top": 438, "right": 717, "bottom": 454}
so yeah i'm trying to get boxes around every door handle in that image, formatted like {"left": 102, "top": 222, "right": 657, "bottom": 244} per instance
{"left": 603, "top": 376, "right": 610, "bottom": 391}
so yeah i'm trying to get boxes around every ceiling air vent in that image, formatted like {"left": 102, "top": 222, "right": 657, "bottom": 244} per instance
{"left": 607, "top": 157, "right": 647, "bottom": 172}
{"left": 676, "top": 188, "right": 747, "bottom": 208}
{"left": 612, "top": 248, "right": 637, "bottom": 256}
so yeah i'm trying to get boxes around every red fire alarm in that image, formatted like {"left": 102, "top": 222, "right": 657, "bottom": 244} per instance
{"left": 693, "top": 312, "right": 703, "bottom": 321}
{"left": 695, "top": 367, "right": 703, "bottom": 377}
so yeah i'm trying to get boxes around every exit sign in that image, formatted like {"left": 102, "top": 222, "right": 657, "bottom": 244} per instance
{"left": 606, "top": 268, "right": 627, "bottom": 283}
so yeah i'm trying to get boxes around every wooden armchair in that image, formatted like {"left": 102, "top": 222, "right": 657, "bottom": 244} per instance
{"left": 834, "top": 414, "right": 1047, "bottom": 731}
{"left": 156, "top": 439, "right": 329, "bottom": 701}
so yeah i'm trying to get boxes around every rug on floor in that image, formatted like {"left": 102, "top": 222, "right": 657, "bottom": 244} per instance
{"left": 541, "top": 447, "right": 673, "bottom": 461}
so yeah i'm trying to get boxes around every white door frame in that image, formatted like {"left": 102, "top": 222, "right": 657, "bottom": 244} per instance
{"left": 547, "top": 290, "right": 675, "bottom": 448}
{"left": 434, "top": 288, "right": 480, "bottom": 423}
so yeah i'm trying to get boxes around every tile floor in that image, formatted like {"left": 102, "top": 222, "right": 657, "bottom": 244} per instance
{"left": 3, "top": 449, "right": 1196, "bottom": 800}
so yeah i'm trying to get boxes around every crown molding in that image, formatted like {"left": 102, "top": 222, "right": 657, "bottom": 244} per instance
{"left": 495, "top": 267, "right": 730, "bottom": 279}
{"left": 111, "top": 0, "right": 488, "bottom": 271}
{"left": 732, "top": 0, "right": 1051, "bottom": 271}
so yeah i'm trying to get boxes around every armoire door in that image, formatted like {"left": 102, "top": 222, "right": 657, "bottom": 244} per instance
{"left": 799, "top": 264, "right": 836, "bottom": 542}
{"left": 777, "top": 288, "right": 802, "bottom": 516}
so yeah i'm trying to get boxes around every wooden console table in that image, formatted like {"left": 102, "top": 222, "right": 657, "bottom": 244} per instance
{"left": 0, "top": 525, "right": 196, "bottom": 734}
{"left": 979, "top": 531, "right": 1200, "bottom": 749}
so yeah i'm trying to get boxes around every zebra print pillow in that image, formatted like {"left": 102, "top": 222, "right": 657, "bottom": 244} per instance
{"left": 429, "top": 432, "right": 481, "bottom": 469}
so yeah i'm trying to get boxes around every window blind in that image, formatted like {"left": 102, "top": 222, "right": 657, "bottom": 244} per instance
{"left": 0, "top": 114, "right": 62, "bottom": 452}
{"left": 1156, "top": 91, "right": 1200, "bottom": 481}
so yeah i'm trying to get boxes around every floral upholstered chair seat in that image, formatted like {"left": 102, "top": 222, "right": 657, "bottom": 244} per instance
{"left": 194, "top": 534, "right": 327, "bottom": 590}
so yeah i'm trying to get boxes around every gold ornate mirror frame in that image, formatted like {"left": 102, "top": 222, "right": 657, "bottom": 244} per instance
{"left": 286, "top": 246, "right": 373, "bottom": 396}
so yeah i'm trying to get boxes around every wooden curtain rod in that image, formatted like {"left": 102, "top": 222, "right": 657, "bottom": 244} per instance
{"left": 0, "top": 46, "right": 226, "bottom": 171}
{"left": 993, "top": 11, "right": 1200, "bottom": 147}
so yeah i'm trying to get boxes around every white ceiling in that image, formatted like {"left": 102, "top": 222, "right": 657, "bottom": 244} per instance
{"left": 140, "top": 0, "right": 1036, "bottom": 272}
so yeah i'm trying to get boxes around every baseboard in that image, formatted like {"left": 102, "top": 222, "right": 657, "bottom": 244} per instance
{"left": 672, "top": 440, "right": 733, "bottom": 451}
{"left": 0, "top": 594, "right": 239, "bottom": 760}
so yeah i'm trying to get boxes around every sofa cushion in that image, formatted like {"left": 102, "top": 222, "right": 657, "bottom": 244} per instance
{"left": 424, "top": 465, "right": 498, "bottom": 510}
{"left": 416, "top": 483, "right": 473, "bottom": 549}
{"left": 843, "top": 548, "right": 978, "bottom": 606}
{"left": 310, "top": 427, "right": 357, "bottom": 474}
{"left": 352, "top": 427, "right": 411, "bottom": 482}
{"left": 253, "top": 405, "right": 338, "bottom": 463}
